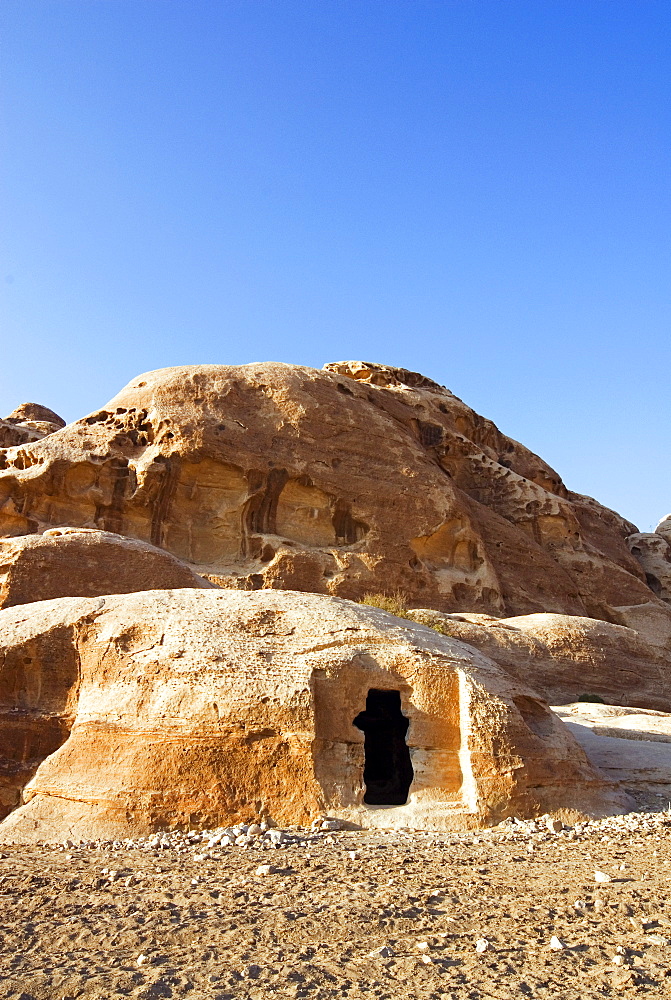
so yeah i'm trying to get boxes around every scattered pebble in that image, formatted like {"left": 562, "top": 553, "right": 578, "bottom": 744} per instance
{"left": 3, "top": 802, "right": 670, "bottom": 999}
{"left": 645, "top": 933, "right": 668, "bottom": 946}
{"left": 367, "top": 945, "right": 394, "bottom": 958}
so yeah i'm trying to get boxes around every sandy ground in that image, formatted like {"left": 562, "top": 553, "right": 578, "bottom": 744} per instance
{"left": 1, "top": 815, "right": 670, "bottom": 1000}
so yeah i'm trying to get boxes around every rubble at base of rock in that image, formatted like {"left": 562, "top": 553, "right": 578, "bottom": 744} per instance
{"left": 40, "top": 805, "right": 671, "bottom": 855}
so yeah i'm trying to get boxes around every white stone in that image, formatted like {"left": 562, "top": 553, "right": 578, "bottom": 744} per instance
{"left": 136, "top": 954, "right": 149, "bottom": 966}
{"left": 594, "top": 870, "right": 611, "bottom": 883}
{"left": 367, "top": 945, "right": 394, "bottom": 958}
{"left": 549, "top": 936, "right": 564, "bottom": 951}
{"left": 321, "top": 819, "right": 342, "bottom": 831}
{"left": 255, "top": 864, "right": 273, "bottom": 876}
{"left": 645, "top": 933, "right": 668, "bottom": 946}
{"left": 475, "top": 938, "right": 489, "bottom": 953}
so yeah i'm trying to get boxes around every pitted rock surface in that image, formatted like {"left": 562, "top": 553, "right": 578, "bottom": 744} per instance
{"left": 0, "top": 401, "right": 65, "bottom": 448}
{"left": 0, "top": 362, "right": 658, "bottom": 623}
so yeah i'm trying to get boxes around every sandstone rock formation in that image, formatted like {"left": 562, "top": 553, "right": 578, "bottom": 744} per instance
{"left": 627, "top": 528, "right": 671, "bottom": 603}
{"left": 0, "top": 362, "right": 658, "bottom": 624}
{"left": 0, "top": 403, "right": 65, "bottom": 448}
{"left": 0, "top": 527, "right": 213, "bottom": 609}
{"left": 0, "top": 589, "right": 625, "bottom": 843}
{"left": 0, "top": 361, "right": 668, "bottom": 840}
{"left": 555, "top": 702, "right": 671, "bottom": 798}
{"left": 655, "top": 513, "right": 671, "bottom": 545}
{"left": 407, "top": 609, "right": 671, "bottom": 712}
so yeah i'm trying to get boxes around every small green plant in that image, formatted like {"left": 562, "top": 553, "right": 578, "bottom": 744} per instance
{"left": 361, "top": 591, "right": 412, "bottom": 619}
{"left": 577, "top": 693, "right": 606, "bottom": 704}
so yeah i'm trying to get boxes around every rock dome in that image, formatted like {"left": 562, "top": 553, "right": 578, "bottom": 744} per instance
{"left": 0, "top": 588, "right": 625, "bottom": 843}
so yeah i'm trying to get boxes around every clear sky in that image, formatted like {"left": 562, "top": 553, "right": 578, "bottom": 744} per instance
{"left": 1, "top": 1, "right": 669, "bottom": 530}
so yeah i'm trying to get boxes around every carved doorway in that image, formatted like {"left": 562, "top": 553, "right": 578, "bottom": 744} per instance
{"left": 353, "top": 689, "right": 414, "bottom": 805}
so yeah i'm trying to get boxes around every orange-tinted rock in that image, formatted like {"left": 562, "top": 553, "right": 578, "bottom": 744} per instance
{"left": 0, "top": 528, "right": 213, "bottom": 609}
{"left": 0, "top": 597, "right": 91, "bottom": 819}
{"left": 0, "top": 589, "right": 625, "bottom": 843}
{"left": 0, "top": 363, "right": 655, "bottom": 622}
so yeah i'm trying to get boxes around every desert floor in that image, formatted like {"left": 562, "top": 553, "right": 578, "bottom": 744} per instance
{"left": 1, "top": 810, "right": 670, "bottom": 1000}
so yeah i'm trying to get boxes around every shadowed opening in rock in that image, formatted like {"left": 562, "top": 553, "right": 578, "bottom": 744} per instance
{"left": 353, "top": 689, "right": 414, "bottom": 805}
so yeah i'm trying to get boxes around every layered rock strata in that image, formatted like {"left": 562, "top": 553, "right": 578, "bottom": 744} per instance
{"left": 0, "top": 589, "right": 625, "bottom": 843}
{"left": 408, "top": 610, "right": 671, "bottom": 712}
{"left": 0, "top": 362, "right": 657, "bottom": 622}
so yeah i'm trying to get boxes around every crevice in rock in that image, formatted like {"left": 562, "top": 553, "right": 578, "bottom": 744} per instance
{"left": 241, "top": 469, "right": 289, "bottom": 555}
{"left": 332, "top": 500, "right": 368, "bottom": 545}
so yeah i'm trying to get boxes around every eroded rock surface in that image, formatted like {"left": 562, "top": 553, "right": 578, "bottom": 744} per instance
{"left": 627, "top": 530, "right": 671, "bottom": 603}
{"left": 0, "top": 527, "right": 213, "bottom": 609}
{"left": 0, "top": 402, "right": 65, "bottom": 448}
{"left": 408, "top": 609, "right": 671, "bottom": 712}
{"left": 0, "top": 362, "right": 657, "bottom": 621}
{"left": 0, "top": 589, "right": 623, "bottom": 843}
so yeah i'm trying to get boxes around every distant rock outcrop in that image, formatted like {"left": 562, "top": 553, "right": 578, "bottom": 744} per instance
{"left": 0, "top": 589, "right": 625, "bottom": 843}
{"left": 0, "top": 362, "right": 656, "bottom": 623}
{"left": 627, "top": 517, "right": 671, "bottom": 604}
{"left": 0, "top": 403, "right": 65, "bottom": 448}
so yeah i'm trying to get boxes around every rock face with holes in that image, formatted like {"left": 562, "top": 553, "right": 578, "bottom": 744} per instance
{"left": 0, "top": 403, "right": 65, "bottom": 449}
{"left": 407, "top": 610, "right": 671, "bottom": 713}
{"left": 0, "top": 362, "right": 658, "bottom": 623}
{"left": 626, "top": 528, "right": 671, "bottom": 604}
{"left": 0, "top": 589, "right": 627, "bottom": 843}
{"left": 0, "top": 528, "right": 213, "bottom": 610}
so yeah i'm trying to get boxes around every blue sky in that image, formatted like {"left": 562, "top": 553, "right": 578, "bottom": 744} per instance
{"left": 1, "top": 1, "right": 669, "bottom": 530}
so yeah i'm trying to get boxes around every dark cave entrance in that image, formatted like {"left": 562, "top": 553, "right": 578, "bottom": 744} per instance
{"left": 353, "top": 689, "right": 414, "bottom": 805}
